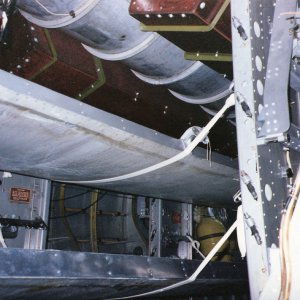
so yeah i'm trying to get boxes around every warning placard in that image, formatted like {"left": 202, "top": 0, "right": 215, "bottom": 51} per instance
{"left": 10, "top": 188, "right": 31, "bottom": 203}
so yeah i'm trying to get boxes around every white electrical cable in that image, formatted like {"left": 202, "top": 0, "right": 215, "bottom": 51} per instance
{"left": 0, "top": 227, "right": 7, "bottom": 248}
{"left": 106, "top": 220, "right": 237, "bottom": 300}
{"left": 64, "top": 93, "right": 235, "bottom": 185}
{"left": 186, "top": 235, "right": 206, "bottom": 259}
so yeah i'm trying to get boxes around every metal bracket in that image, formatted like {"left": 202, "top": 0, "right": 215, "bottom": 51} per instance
{"left": 184, "top": 52, "right": 232, "bottom": 62}
{"left": 257, "top": 0, "right": 297, "bottom": 137}
{"left": 180, "top": 126, "right": 209, "bottom": 148}
{"left": 283, "top": 124, "right": 300, "bottom": 152}
{"left": 257, "top": 124, "right": 300, "bottom": 152}
{"left": 256, "top": 133, "right": 286, "bottom": 145}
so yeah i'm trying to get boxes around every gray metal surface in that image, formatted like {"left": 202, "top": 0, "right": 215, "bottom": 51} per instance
{"left": 257, "top": 0, "right": 296, "bottom": 137}
{"left": 0, "top": 70, "right": 238, "bottom": 206}
{"left": 248, "top": 0, "right": 298, "bottom": 247}
{"left": 149, "top": 199, "right": 192, "bottom": 259}
{"left": 17, "top": 0, "right": 231, "bottom": 106}
{"left": 0, "top": 248, "right": 249, "bottom": 299}
{"left": 232, "top": 0, "right": 300, "bottom": 298}
{"left": 0, "top": 172, "right": 50, "bottom": 249}
{"left": 230, "top": 1, "right": 269, "bottom": 299}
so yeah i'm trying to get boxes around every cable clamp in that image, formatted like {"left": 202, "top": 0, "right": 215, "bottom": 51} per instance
{"left": 240, "top": 170, "right": 258, "bottom": 201}
{"left": 236, "top": 92, "right": 253, "bottom": 118}
{"left": 232, "top": 16, "right": 248, "bottom": 40}
{"left": 180, "top": 126, "right": 209, "bottom": 148}
{"left": 244, "top": 213, "right": 262, "bottom": 245}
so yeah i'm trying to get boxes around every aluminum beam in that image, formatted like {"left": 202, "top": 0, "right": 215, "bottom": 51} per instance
{"left": 0, "top": 248, "right": 249, "bottom": 299}
{"left": 0, "top": 70, "right": 238, "bottom": 206}
{"left": 231, "top": 0, "right": 300, "bottom": 298}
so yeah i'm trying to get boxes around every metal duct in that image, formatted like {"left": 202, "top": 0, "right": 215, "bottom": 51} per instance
{"left": 17, "top": 0, "right": 232, "bottom": 107}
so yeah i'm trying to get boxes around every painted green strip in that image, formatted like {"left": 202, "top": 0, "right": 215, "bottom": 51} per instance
{"left": 185, "top": 52, "right": 232, "bottom": 62}
{"left": 76, "top": 57, "right": 106, "bottom": 100}
{"left": 29, "top": 29, "right": 57, "bottom": 80}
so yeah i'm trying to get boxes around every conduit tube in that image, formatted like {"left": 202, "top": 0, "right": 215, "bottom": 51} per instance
{"left": 17, "top": 0, "right": 232, "bottom": 108}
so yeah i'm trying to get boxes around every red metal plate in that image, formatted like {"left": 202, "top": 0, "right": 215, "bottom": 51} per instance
{"left": 10, "top": 188, "right": 31, "bottom": 203}
{"left": 129, "top": 0, "right": 227, "bottom": 26}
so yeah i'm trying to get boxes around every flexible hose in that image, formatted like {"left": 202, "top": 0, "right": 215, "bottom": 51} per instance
{"left": 279, "top": 164, "right": 300, "bottom": 300}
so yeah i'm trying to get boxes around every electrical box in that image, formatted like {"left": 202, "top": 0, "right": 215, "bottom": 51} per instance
{"left": 149, "top": 199, "right": 192, "bottom": 259}
{"left": 0, "top": 171, "right": 50, "bottom": 249}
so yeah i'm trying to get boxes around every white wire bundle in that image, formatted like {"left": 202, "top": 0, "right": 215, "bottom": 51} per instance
{"left": 279, "top": 164, "right": 300, "bottom": 300}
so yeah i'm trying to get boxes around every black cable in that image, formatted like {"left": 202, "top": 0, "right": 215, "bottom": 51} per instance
{"left": 51, "top": 190, "right": 92, "bottom": 202}
{"left": 50, "top": 192, "right": 107, "bottom": 220}
{"left": 50, "top": 187, "right": 122, "bottom": 202}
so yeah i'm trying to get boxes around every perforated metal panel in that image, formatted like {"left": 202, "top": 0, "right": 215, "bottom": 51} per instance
{"left": 232, "top": 0, "right": 300, "bottom": 298}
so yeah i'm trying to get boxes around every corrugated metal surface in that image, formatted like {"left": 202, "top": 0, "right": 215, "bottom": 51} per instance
{"left": 0, "top": 70, "right": 238, "bottom": 206}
